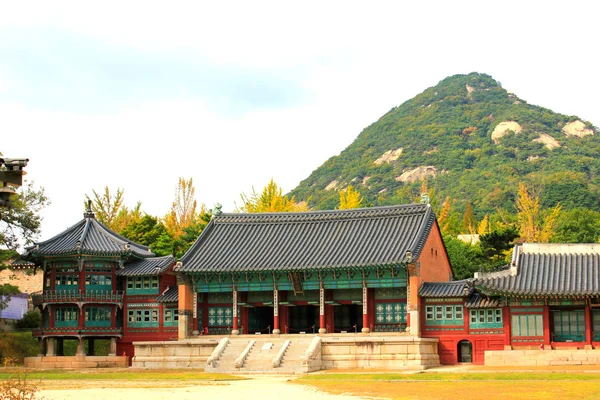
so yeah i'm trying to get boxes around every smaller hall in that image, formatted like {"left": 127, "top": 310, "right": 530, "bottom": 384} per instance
{"left": 420, "top": 243, "right": 600, "bottom": 365}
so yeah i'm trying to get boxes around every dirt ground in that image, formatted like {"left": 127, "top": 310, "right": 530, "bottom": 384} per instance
{"left": 39, "top": 375, "right": 369, "bottom": 400}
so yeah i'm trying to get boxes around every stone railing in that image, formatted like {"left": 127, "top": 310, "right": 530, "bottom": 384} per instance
{"left": 234, "top": 340, "right": 255, "bottom": 368}
{"left": 272, "top": 339, "right": 291, "bottom": 368}
{"left": 206, "top": 337, "right": 229, "bottom": 367}
{"left": 300, "top": 335, "right": 322, "bottom": 366}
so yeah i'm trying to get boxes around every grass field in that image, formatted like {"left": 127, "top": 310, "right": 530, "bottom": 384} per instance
{"left": 0, "top": 368, "right": 243, "bottom": 383}
{"left": 2, "top": 367, "right": 600, "bottom": 399}
{"left": 296, "top": 371, "right": 600, "bottom": 400}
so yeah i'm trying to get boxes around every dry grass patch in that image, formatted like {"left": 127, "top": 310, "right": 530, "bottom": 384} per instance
{"left": 0, "top": 368, "right": 244, "bottom": 390}
{"left": 296, "top": 372, "right": 600, "bottom": 400}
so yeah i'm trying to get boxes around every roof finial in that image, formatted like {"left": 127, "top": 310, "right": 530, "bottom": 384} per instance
{"left": 84, "top": 200, "right": 95, "bottom": 219}
{"left": 212, "top": 203, "right": 223, "bottom": 217}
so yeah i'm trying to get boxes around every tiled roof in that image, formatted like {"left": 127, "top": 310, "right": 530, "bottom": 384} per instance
{"left": 117, "top": 255, "right": 176, "bottom": 277}
{"left": 419, "top": 280, "right": 472, "bottom": 298}
{"left": 156, "top": 286, "right": 178, "bottom": 303}
{"left": 23, "top": 209, "right": 153, "bottom": 259}
{"left": 465, "top": 292, "right": 501, "bottom": 308}
{"left": 475, "top": 252, "right": 600, "bottom": 297}
{"left": 180, "top": 204, "right": 436, "bottom": 273}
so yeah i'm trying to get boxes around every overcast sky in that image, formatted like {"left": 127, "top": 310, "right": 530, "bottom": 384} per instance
{"left": 2, "top": 1, "right": 599, "bottom": 242}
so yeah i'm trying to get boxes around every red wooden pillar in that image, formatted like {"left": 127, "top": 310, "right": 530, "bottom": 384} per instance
{"left": 192, "top": 292, "right": 198, "bottom": 331}
{"left": 543, "top": 305, "right": 551, "bottom": 347}
{"left": 503, "top": 305, "right": 512, "bottom": 349}
{"left": 202, "top": 294, "right": 209, "bottom": 334}
{"left": 111, "top": 304, "right": 117, "bottom": 328}
{"left": 362, "top": 282, "right": 369, "bottom": 333}
{"left": 159, "top": 302, "right": 164, "bottom": 333}
{"left": 585, "top": 302, "right": 593, "bottom": 348}
{"left": 367, "top": 288, "right": 376, "bottom": 331}
{"left": 273, "top": 287, "right": 280, "bottom": 334}
{"left": 318, "top": 283, "right": 326, "bottom": 333}
{"left": 49, "top": 305, "right": 55, "bottom": 328}
{"left": 49, "top": 266, "right": 56, "bottom": 291}
{"left": 239, "top": 293, "right": 248, "bottom": 335}
{"left": 280, "top": 291, "right": 289, "bottom": 333}
{"left": 232, "top": 286, "right": 239, "bottom": 334}
{"left": 112, "top": 263, "right": 117, "bottom": 292}
{"left": 79, "top": 304, "right": 85, "bottom": 329}
{"left": 325, "top": 288, "right": 335, "bottom": 333}
{"left": 79, "top": 263, "right": 86, "bottom": 294}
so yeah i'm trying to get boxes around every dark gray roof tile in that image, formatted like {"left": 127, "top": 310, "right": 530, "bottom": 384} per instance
{"left": 156, "top": 286, "right": 178, "bottom": 303}
{"left": 475, "top": 252, "right": 600, "bottom": 297}
{"left": 24, "top": 211, "right": 153, "bottom": 259}
{"left": 181, "top": 204, "right": 435, "bottom": 273}
{"left": 465, "top": 292, "right": 501, "bottom": 308}
{"left": 419, "top": 280, "right": 471, "bottom": 298}
{"left": 117, "top": 255, "right": 176, "bottom": 277}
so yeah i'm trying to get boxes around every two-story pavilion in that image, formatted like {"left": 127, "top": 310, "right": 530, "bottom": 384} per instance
{"left": 176, "top": 204, "right": 453, "bottom": 339}
{"left": 24, "top": 205, "right": 177, "bottom": 362}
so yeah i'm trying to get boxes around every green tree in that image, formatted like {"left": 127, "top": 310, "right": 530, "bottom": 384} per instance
{"left": 552, "top": 208, "right": 600, "bottom": 243}
{"left": 0, "top": 283, "right": 19, "bottom": 310}
{"left": 172, "top": 213, "right": 211, "bottom": 257}
{"left": 443, "top": 235, "right": 483, "bottom": 280}
{"left": 238, "top": 179, "right": 309, "bottom": 213}
{"left": 479, "top": 228, "right": 519, "bottom": 269}
{"left": 0, "top": 181, "right": 49, "bottom": 254}
{"left": 120, "top": 215, "right": 171, "bottom": 254}
{"left": 16, "top": 310, "right": 41, "bottom": 329}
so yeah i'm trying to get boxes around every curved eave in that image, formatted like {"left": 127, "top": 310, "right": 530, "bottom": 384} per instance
{"left": 25, "top": 249, "right": 149, "bottom": 260}
{"left": 182, "top": 263, "right": 405, "bottom": 275}
{"left": 474, "top": 286, "right": 600, "bottom": 299}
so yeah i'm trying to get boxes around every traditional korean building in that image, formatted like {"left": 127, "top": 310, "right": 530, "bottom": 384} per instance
{"left": 23, "top": 205, "right": 177, "bottom": 367}
{"left": 175, "top": 204, "right": 453, "bottom": 339}
{"left": 420, "top": 243, "right": 600, "bottom": 365}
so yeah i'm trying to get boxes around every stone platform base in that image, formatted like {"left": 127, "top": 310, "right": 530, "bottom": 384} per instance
{"left": 24, "top": 355, "right": 128, "bottom": 369}
{"left": 485, "top": 349, "right": 600, "bottom": 366}
{"left": 321, "top": 336, "right": 440, "bottom": 370}
{"left": 132, "top": 339, "right": 218, "bottom": 368}
{"left": 132, "top": 334, "right": 440, "bottom": 372}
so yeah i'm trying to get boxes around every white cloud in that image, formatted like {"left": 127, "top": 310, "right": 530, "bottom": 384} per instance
{"left": 2, "top": 0, "right": 599, "bottom": 242}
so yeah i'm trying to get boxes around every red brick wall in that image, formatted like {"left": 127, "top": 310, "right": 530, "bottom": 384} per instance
{"left": 418, "top": 220, "right": 453, "bottom": 282}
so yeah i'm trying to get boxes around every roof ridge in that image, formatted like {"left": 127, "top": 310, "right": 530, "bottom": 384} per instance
{"left": 214, "top": 204, "right": 429, "bottom": 224}
{"left": 79, "top": 216, "right": 93, "bottom": 245}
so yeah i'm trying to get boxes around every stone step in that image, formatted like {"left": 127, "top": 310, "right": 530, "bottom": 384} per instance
{"left": 207, "top": 336, "right": 316, "bottom": 373}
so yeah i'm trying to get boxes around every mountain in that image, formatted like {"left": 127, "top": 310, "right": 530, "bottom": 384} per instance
{"left": 290, "top": 73, "right": 600, "bottom": 217}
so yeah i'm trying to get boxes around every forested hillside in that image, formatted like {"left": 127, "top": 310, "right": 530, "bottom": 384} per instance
{"left": 289, "top": 73, "right": 600, "bottom": 278}
{"left": 291, "top": 73, "right": 599, "bottom": 215}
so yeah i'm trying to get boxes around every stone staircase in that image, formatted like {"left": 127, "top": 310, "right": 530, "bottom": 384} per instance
{"left": 205, "top": 335, "right": 315, "bottom": 374}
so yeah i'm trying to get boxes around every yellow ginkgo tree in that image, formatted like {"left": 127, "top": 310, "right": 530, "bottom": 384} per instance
{"left": 338, "top": 185, "right": 363, "bottom": 210}
{"left": 516, "top": 182, "right": 561, "bottom": 242}
{"left": 238, "top": 179, "right": 309, "bottom": 213}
